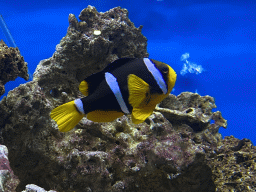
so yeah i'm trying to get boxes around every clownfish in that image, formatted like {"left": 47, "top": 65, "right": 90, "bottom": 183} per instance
{"left": 50, "top": 58, "right": 176, "bottom": 132}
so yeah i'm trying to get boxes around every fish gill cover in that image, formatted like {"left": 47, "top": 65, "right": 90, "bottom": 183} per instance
{"left": 0, "top": 4, "right": 255, "bottom": 192}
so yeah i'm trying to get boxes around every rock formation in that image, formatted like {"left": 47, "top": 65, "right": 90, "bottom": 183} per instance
{"left": 0, "top": 6, "right": 255, "bottom": 192}
{"left": 0, "top": 40, "right": 29, "bottom": 96}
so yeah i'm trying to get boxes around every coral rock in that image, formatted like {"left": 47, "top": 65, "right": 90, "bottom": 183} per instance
{"left": 0, "top": 145, "right": 19, "bottom": 191}
{"left": 0, "top": 40, "right": 29, "bottom": 96}
{"left": 0, "top": 170, "right": 10, "bottom": 192}
{"left": 0, "top": 5, "right": 254, "bottom": 192}
{"left": 208, "top": 136, "right": 256, "bottom": 192}
{"left": 22, "top": 184, "right": 57, "bottom": 192}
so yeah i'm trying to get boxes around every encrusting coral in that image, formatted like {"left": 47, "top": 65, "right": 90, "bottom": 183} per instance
{"left": 0, "top": 40, "right": 29, "bottom": 96}
{"left": 210, "top": 136, "right": 256, "bottom": 191}
{"left": 0, "top": 5, "right": 255, "bottom": 192}
{"left": 0, "top": 145, "right": 19, "bottom": 191}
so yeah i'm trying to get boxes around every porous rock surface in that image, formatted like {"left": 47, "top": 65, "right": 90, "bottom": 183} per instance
{"left": 210, "top": 136, "right": 256, "bottom": 191}
{"left": 0, "top": 5, "right": 255, "bottom": 192}
{"left": 0, "top": 40, "right": 29, "bottom": 96}
{"left": 21, "top": 184, "right": 57, "bottom": 192}
{"left": 0, "top": 145, "right": 20, "bottom": 192}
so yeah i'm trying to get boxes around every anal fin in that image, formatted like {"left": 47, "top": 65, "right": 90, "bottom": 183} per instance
{"left": 87, "top": 110, "right": 124, "bottom": 122}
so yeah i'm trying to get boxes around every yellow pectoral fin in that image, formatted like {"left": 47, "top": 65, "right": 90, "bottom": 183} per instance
{"left": 79, "top": 80, "right": 89, "bottom": 96}
{"left": 131, "top": 107, "right": 155, "bottom": 124}
{"left": 50, "top": 101, "right": 84, "bottom": 132}
{"left": 128, "top": 74, "right": 150, "bottom": 108}
{"left": 87, "top": 110, "right": 124, "bottom": 122}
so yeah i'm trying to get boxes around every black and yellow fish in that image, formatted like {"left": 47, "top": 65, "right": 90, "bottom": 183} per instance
{"left": 50, "top": 58, "right": 177, "bottom": 132}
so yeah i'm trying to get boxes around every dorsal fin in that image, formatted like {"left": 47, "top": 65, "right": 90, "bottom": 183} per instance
{"left": 80, "top": 58, "right": 136, "bottom": 96}
{"left": 79, "top": 80, "right": 89, "bottom": 96}
{"left": 103, "top": 58, "right": 136, "bottom": 73}
{"left": 79, "top": 72, "right": 104, "bottom": 96}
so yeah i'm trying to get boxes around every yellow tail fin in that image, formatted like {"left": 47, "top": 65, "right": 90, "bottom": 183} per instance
{"left": 50, "top": 101, "right": 84, "bottom": 132}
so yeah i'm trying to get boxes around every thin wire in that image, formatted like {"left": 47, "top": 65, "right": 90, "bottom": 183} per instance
{"left": 0, "top": 14, "right": 32, "bottom": 80}
{"left": 0, "top": 14, "right": 17, "bottom": 47}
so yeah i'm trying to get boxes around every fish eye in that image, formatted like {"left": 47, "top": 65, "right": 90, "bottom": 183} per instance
{"left": 162, "top": 66, "right": 169, "bottom": 73}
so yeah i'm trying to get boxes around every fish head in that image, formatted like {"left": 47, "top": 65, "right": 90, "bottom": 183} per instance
{"left": 151, "top": 59, "right": 177, "bottom": 94}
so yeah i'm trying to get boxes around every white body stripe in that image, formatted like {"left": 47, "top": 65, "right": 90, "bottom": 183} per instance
{"left": 143, "top": 58, "right": 167, "bottom": 94}
{"left": 74, "top": 99, "right": 85, "bottom": 114}
{"left": 105, "top": 72, "right": 130, "bottom": 114}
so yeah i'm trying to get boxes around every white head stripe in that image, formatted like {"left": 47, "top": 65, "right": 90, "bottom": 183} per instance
{"left": 74, "top": 99, "right": 85, "bottom": 114}
{"left": 143, "top": 58, "right": 167, "bottom": 94}
{"left": 105, "top": 72, "right": 130, "bottom": 114}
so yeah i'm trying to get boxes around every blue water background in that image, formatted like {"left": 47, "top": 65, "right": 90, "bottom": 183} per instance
{"left": 0, "top": 0, "right": 255, "bottom": 144}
